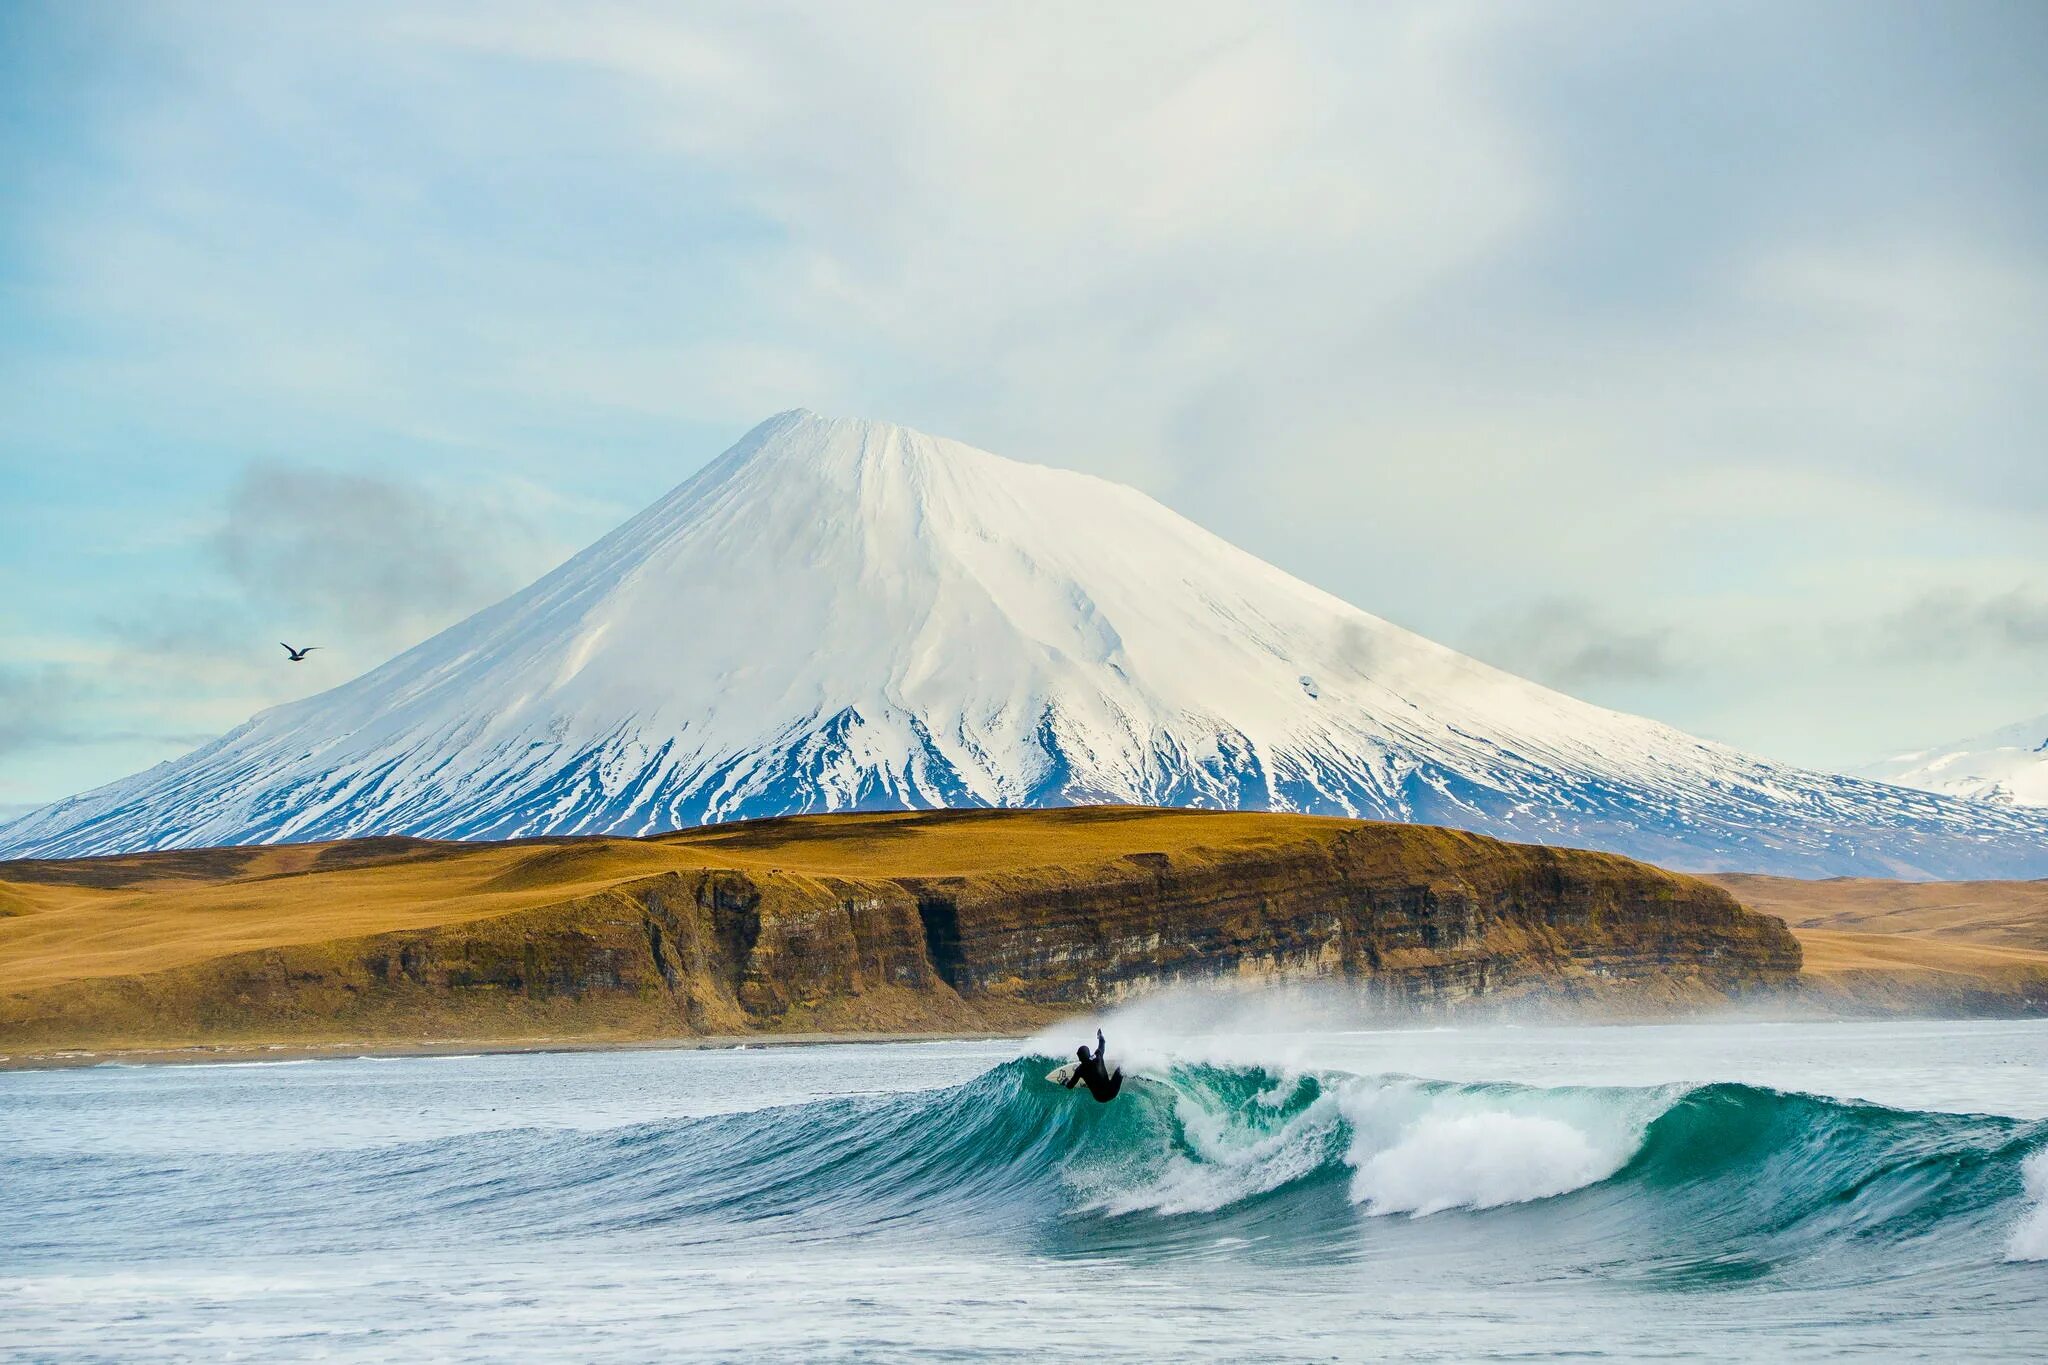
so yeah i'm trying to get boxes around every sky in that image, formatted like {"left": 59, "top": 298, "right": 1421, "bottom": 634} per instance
{"left": 2, "top": 0, "right": 2045, "bottom": 812}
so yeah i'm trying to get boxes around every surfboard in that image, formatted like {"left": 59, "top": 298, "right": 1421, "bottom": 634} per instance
{"left": 1046, "top": 1062, "right": 1079, "bottom": 1088}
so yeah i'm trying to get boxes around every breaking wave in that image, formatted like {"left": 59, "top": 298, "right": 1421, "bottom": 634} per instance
{"left": 11, "top": 1057, "right": 2046, "bottom": 1276}
{"left": 2011, "top": 1149, "right": 2048, "bottom": 1262}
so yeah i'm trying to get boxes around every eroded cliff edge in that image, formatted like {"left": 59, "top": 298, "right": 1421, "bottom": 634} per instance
{"left": 0, "top": 808, "right": 1800, "bottom": 1053}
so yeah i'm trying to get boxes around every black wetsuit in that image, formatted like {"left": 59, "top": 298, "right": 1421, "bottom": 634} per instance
{"left": 1064, "top": 1031, "right": 1124, "bottom": 1102}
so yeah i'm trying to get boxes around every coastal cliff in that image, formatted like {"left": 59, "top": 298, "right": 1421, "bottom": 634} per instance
{"left": 0, "top": 808, "right": 1800, "bottom": 1056}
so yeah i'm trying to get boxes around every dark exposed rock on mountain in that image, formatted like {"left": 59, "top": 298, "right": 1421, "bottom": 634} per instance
{"left": 7, "top": 410, "right": 2047, "bottom": 878}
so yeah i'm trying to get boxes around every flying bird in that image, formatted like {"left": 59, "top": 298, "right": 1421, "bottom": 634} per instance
{"left": 280, "top": 643, "right": 320, "bottom": 662}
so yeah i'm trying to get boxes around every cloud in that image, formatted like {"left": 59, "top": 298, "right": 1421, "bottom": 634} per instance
{"left": 0, "top": 666, "right": 79, "bottom": 758}
{"left": 0, "top": 463, "right": 575, "bottom": 807}
{"left": 0, "top": 662, "right": 214, "bottom": 762}
{"left": 1467, "top": 598, "right": 1678, "bottom": 691}
{"left": 85, "top": 460, "right": 560, "bottom": 695}
{"left": 1879, "top": 586, "right": 2048, "bottom": 660}
{"left": 209, "top": 461, "right": 549, "bottom": 641}
{"left": 4, "top": 0, "right": 2046, "bottom": 795}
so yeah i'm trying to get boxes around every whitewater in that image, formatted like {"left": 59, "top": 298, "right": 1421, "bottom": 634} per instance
{"left": 3, "top": 1018, "right": 2044, "bottom": 1360}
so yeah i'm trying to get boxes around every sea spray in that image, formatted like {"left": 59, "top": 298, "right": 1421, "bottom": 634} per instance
{"left": 2010, "top": 1147, "right": 2048, "bottom": 1262}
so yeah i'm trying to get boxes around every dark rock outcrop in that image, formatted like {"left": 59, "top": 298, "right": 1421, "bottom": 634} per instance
{"left": 0, "top": 810, "right": 1800, "bottom": 1051}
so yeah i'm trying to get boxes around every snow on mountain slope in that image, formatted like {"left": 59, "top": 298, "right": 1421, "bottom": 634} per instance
{"left": 1860, "top": 712, "right": 2048, "bottom": 810}
{"left": 6, "top": 409, "right": 2048, "bottom": 877}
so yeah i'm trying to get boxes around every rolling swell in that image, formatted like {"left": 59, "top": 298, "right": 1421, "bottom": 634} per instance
{"left": 8, "top": 1060, "right": 2045, "bottom": 1276}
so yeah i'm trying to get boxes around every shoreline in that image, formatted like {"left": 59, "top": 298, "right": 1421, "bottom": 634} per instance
{"left": 12, "top": 999, "right": 2044, "bottom": 1074}
{"left": 0, "top": 1030, "right": 1034, "bottom": 1073}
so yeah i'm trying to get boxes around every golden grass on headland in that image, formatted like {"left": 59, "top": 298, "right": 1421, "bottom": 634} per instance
{"left": 3, "top": 809, "right": 2041, "bottom": 1069}
{"left": 1703, "top": 873, "right": 2048, "bottom": 952}
{"left": 0, "top": 807, "right": 1810, "bottom": 1065}
{"left": 1, "top": 808, "right": 1411, "bottom": 994}
{"left": 1701, "top": 872, "right": 2048, "bottom": 1017}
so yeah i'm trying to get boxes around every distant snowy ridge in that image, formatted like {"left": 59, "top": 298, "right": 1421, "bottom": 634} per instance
{"left": 6, "top": 409, "right": 2048, "bottom": 878}
{"left": 1859, "top": 712, "right": 2048, "bottom": 811}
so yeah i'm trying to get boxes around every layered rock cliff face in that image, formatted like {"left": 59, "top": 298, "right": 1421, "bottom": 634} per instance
{"left": 0, "top": 809, "right": 1800, "bottom": 1052}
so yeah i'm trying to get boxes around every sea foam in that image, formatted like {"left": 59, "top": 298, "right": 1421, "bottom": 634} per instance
{"left": 1339, "top": 1080, "right": 1647, "bottom": 1216}
{"left": 2008, "top": 1147, "right": 2048, "bottom": 1262}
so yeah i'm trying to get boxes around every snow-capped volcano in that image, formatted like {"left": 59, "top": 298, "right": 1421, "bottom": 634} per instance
{"left": 1860, "top": 712, "right": 2048, "bottom": 810}
{"left": 7, "top": 410, "right": 2048, "bottom": 877}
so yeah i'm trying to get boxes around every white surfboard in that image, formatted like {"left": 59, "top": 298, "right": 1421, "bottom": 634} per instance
{"left": 1046, "top": 1062, "right": 1079, "bottom": 1087}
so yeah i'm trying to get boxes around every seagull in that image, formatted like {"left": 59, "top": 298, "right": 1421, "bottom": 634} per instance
{"left": 280, "top": 642, "right": 320, "bottom": 662}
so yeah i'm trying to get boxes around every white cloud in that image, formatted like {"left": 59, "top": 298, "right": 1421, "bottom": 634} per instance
{"left": 4, "top": 0, "right": 2045, "bottom": 799}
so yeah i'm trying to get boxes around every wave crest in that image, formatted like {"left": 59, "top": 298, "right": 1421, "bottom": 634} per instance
{"left": 1348, "top": 1107, "right": 1627, "bottom": 1216}
{"left": 2009, "top": 1148, "right": 2048, "bottom": 1262}
{"left": 45, "top": 1054, "right": 2033, "bottom": 1271}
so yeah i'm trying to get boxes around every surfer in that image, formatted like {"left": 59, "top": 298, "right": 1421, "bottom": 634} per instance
{"left": 1063, "top": 1029, "right": 1123, "bottom": 1102}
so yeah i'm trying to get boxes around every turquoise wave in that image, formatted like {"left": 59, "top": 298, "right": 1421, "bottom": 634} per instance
{"left": 8, "top": 1058, "right": 2045, "bottom": 1276}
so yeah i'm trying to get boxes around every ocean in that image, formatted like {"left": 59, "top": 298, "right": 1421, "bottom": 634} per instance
{"left": 3, "top": 1016, "right": 2045, "bottom": 1361}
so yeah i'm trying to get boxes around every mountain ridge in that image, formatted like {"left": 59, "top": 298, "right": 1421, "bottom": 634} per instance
{"left": 6, "top": 408, "right": 2048, "bottom": 878}
{"left": 1860, "top": 711, "right": 2048, "bottom": 810}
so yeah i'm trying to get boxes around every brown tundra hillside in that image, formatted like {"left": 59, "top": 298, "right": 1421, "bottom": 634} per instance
{"left": 0, "top": 807, "right": 1800, "bottom": 1055}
